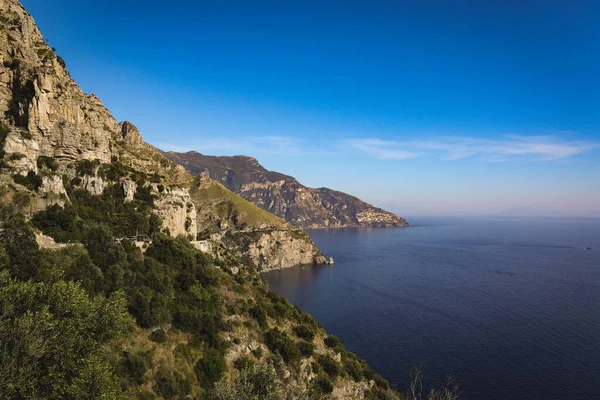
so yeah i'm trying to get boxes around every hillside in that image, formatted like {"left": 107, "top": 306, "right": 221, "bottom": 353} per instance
{"left": 162, "top": 151, "right": 409, "bottom": 229}
{"left": 0, "top": 0, "right": 409, "bottom": 399}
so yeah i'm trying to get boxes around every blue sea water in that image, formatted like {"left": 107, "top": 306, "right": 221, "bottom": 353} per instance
{"left": 264, "top": 217, "right": 600, "bottom": 399}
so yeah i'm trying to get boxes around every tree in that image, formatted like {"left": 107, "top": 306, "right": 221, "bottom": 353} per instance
{"left": 0, "top": 213, "right": 42, "bottom": 280}
{"left": 0, "top": 273, "right": 130, "bottom": 398}
{"left": 148, "top": 213, "right": 162, "bottom": 237}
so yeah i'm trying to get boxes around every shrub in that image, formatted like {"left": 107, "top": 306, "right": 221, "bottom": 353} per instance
{"left": 37, "top": 155, "right": 58, "bottom": 171}
{"left": 252, "top": 347, "right": 263, "bottom": 359}
{"left": 32, "top": 203, "right": 81, "bottom": 242}
{"left": 264, "top": 328, "right": 300, "bottom": 365}
{"left": 293, "top": 324, "right": 315, "bottom": 341}
{"left": 12, "top": 171, "right": 42, "bottom": 191}
{"left": 210, "top": 362, "right": 282, "bottom": 400}
{"left": 0, "top": 277, "right": 129, "bottom": 399}
{"left": 76, "top": 159, "right": 99, "bottom": 176}
{"left": 317, "top": 354, "right": 340, "bottom": 379}
{"left": 297, "top": 340, "right": 314, "bottom": 358}
{"left": 249, "top": 305, "right": 268, "bottom": 328}
{"left": 195, "top": 347, "right": 226, "bottom": 387}
{"left": 233, "top": 356, "right": 254, "bottom": 371}
{"left": 155, "top": 365, "right": 192, "bottom": 399}
{"left": 122, "top": 349, "right": 152, "bottom": 384}
{"left": 149, "top": 329, "right": 168, "bottom": 343}
{"left": 373, "top": 373, "right": 390, "bottom": 390}
{"left": 344, "top": 358, "right": 363, "bottom": 382}
{"left": 312, "top": 376, "right": 333, "bottom": 394}
{"left": 324, "top": 335, "right": 342, "bottom": 350}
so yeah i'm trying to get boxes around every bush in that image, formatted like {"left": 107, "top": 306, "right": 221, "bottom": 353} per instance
{"left": 122, "top": 349, "right": 152, "bottom": 384}
{"left": 149, "top": 329, "right": 168, "bottom": 343}
{"left": 344, "top": 357, "right": 363, "bottom": 382}
{"left": 264, "top": 328, "right": 300, "bottom": 365}
{"left": 233, "top": 356, "right": 254, "bottom": 371}
{"left": 12, "top": 171, "right": 42, "bottom": 191}
{"left": 155, "top": 365, "right": 192, "bottom": 399}
{"left": 249, "top": 304, "right": 268, "bottom": 328}
{"left": 32, "top": 203, "right": 81, "bottom": 242}
{"left": 297, "top": 340, "right": 314, "bottom": 358}
{"left": 76, "top": 159, "right": 99, "bottom": 176}
{"left": 293, "top": 324, "right": 315, "bottom": 341}
{"left": 324, "top": 335, "right": 342, "bottom": 350}
{"left": 210, "top": 362, "right": 282, "bottom": 400}
{"left": 195, "top": 347, "right": 226, "bottom": 387}
{"left": 37, "top": 155, "right": 58, "bottom": 171}
{"left": 0, "top": 277, "right": 129, "bottom": 398}
{"left": 317, "top": 354, "right": 341, "bottom": 379}
{"left": 373, "top": 373, "right": 390, "bottom": 390}
{"left": 312, "top": 376, "right": 333, "bottom": 394}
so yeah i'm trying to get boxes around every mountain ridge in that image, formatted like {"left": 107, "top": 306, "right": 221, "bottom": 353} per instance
{"left": 162, "top": 150, "right": 409, "bottom": 229}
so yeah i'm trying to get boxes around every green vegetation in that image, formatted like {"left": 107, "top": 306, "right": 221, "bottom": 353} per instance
{"left": 210, "top": 362, "right": 282, "bottom": 400}
{"left": 190, "top": 176, "right": 286, "bottom": 230}
{"left": 37, "top": 155, "right": 58, "bottom": 171}
{"left": 12, "top": 171, "right": 42, "bottom": 191}
{"left": 264, "top": 328, "right": 300, "bottom": 365}
{"left": 149, "top": 328, "right": 168, "bottom": 343}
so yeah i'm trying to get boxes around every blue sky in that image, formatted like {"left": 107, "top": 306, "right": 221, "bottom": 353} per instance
{"left": 21, "top": 0, "right": 600, "bottom": 216}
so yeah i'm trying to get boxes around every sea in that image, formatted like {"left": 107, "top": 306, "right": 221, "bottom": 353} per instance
{"left": 264, "top": 217, "right": 600, "bottom": 400}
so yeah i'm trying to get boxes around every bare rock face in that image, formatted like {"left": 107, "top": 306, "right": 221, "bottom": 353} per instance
{"left": 155, "top": 187, "right": 197, "bottom": 237}
{"left": 0, "top": 0, "right": 115, "bottom": 163}
{"left": 222, "top": 228, "right": 326, "bottom": 271}
{"left": 40, "top": 175, "right": 67, "bottom": 198}
{"left": 120, "top": 121, "right": 144, "bottom": 148}
{"left": 121, "top": 179, "right": 137, "bottom": 202}
{"left": 81, "top": 174, "right": 106, "bottom": 195}
{"left": 3, "top": 128, "right": 39, "bottom": 174}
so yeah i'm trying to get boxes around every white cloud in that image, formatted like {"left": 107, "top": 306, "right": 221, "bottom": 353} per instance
{"left": 157, "top": 135, "right": 330, "bottom": 157}
{"left": 345, "top": 135, "right": 599, "bottom": 161}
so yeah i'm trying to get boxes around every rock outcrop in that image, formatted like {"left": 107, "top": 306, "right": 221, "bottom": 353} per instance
{"left": 162, "top": 151, "right": 409, "bottom": 228}
{"left": 154, "top": 186, "right": 197, "bottom": 238}
{"left": 189, "top": 174, "right": 325, "bottom": 270}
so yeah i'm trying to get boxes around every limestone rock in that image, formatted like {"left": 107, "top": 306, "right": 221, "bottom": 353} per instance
{"left": 40, "top": 175, "right": 68, "bottom": 198}
{"left": 155, "top": 187, "right": 197, "bottom": 237}
{"left": 122, "top": 179, "right": 137, "bottom": 202}
{"left": 3, "top": 129, "right": 39, "bottom": 174}
{"left": 82, "top": 174, "right": 106, "bottom": 195}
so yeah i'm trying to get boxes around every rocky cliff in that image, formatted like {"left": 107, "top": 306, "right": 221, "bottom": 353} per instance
{"left": 189, "top": 174, "right": 325, "bottom": 271}
{"left": 0, "top": 0, "right": 323, "bottom": 270}
{"left": 162, "top": 151, "right": 409, "bottom": 229}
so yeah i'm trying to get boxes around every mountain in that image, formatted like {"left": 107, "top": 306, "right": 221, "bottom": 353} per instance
{"left": 0, "top": 1, "right": 409, "bottom": 398}
{"left": 162, "top": 151, "right": 409, "bottom": 229}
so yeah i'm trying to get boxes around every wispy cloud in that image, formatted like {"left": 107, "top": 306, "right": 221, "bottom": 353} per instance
{"left": 345, "top": 135, "right": 599, "bottom": 161}
{"left": 157, "top": 135, "right": 330, "bottom": 157}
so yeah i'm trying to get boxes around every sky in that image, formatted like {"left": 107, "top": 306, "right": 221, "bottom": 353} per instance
{"left": 20, "top": 0, "right": 600, "bottom": 217}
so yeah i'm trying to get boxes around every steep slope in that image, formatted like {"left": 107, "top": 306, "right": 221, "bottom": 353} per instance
{"left": 189, "top": 174, "right": 325, "bottom": 271}
{"left": 162, "top": 151, "right": 409, "bottom": 229}
{"left": 0, "top": 0, "right": 323, "bottom": 270}
{"left": 0, "top": 1, "right": 406, "bottom": 399}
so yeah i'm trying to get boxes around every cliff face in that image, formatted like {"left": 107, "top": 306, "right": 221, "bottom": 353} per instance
{"left": 0, "top": 0, "right": 323, "bottom": 270}
{"left": 163, "top": 151, "right": 409, "bottom": 229}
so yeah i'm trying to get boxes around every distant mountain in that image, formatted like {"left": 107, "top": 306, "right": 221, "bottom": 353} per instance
{"left": 162, "top": 151, "right": 409, "bottom": 229}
